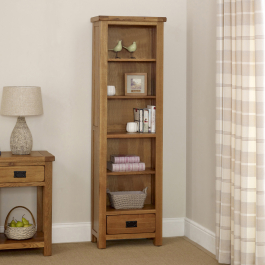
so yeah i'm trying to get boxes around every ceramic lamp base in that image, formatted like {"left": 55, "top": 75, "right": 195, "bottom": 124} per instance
{"left": 10, "top": 117, "right": 33, "bottom": 155}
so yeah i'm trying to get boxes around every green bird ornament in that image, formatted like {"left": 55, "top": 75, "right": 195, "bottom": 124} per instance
{"left": 123, "top": 42, "right": 137, "bottom": 58}
{"left": 108, "top": 40, "right": 122, "bottom": 58}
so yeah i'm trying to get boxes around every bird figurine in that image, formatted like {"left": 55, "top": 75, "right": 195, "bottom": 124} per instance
{"left": 123, "top": 42, "right": 137, "bottom": 59}
{"left": 108, "top": 40, "right": 122, "bottom": 59}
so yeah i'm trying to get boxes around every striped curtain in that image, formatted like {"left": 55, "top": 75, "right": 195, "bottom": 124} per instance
{"left": 216, "top": 0, "right": 265, "bottom": 264}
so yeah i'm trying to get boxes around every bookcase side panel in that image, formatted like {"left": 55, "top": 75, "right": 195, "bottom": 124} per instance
{"left": 92, "top": 23, "right": 100, "bottom": 235}
{"left": 153, "top": 22, "right": 164, "bottom": 246}
{"left": 97, "top": 21, "right": 108, "bottom": 248}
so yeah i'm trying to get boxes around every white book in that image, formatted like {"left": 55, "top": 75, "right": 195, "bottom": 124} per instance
{"left": 133, "top": 108, "right": 140, "bottom": 132}
{"left": 147, "top": 105, "right": 156, "bottom": 133}
{"left": 139, "top": 109, "right": 143, "bottom": 133}
{"left": 143, "top": 108, "right": 149, "bottom": 133}
{"left": 148, "top": 109, "right": 152, "bottom": 133}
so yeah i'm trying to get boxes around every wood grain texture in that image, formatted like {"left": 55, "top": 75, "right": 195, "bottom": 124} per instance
{"left": 0, "top": 166, "right": 44, "bottom": 183}
{"left": 43, "top": 162, "right": 52, "bottom": 256}
{"left": 93, "top": 24, "right": 100, "bottom": 128}
{"left": 109, "top": 26, "right": 156, "bottom": 59}
{"left": 0, "top": 162, "right": 46, "bottom": 167}
{"left": 0, "top": 232, "right": 44, "bottom": 250}
{"left": 91, "top": 22, "right": 97, "bottom": 243}
{"left": 106, "top": 204, "right": 156, "bottom": 215}
{"left": 107, "top": 138, "right": 152, "bottom": 168}
{"left": 153, "top": 22, "right": 164, "bottom": 247}
{"left": 108, "top": 62, "right": 155, "bottom": 96}
{"left": 108, "top": 96, "right": 156, "bottom": 99}
{"left": 107, "top": 132, "right": 156, "bottom": 138}
{"left": 107, "top": 175, "right": 152, "bottom": 205}
{"left": 108, "top": 59, "right": 156, "bottom": 62}
{"left": 107, "top": 99, "right": 153, "bottom": 133}
{"left": 37, "top": 187, "right": 43, "bottom": 232}
{"left": 107, "top": 214, "right": 155, "bottom": 234}
{"left": 38, "top": 151, "right": 55, "bottom": 162}
{"left": 0, "top": 151, "right": 54, "bottom": 163}
{"left": 97, "top": 21, "right": 108, "bottom": 249}
{"left": 92, "top": 129, "right": 100, "bottom": 235}
{"left": 0, "top": 182, "right": 45, "bottom": 188}
{"left": 91, "top": 16, "right": 167, "bottom": 22}
{"left": 106, "top": 232, "right": 155, "bottom": 240}
{"left": 107, "top": 167, "right": 155, "bottom": 175}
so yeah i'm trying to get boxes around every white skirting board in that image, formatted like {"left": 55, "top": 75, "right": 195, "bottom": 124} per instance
{"left": 184, "top": 218, "right": 216, "bottom": 255}
{"left": 0, "top": 217, "right": 216, "bottom": 255}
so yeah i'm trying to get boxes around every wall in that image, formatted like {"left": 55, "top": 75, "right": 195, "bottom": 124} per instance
{"left": 0, "top": 0, "right": 186, "bottom": 230}
{"left": 186, "top": 0, "right": 216, "bottom": 232}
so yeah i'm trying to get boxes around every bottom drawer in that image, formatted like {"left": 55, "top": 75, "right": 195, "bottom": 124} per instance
{"left": 107, "top": 214, "right": 156, "bottom": 235}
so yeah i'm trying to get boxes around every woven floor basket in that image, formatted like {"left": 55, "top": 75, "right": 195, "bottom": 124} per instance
{"left": 4, "top": 206, "right": 36, "bottom": 240}
{"left": 107, "top": 187, "right": 148, "bottom": 209}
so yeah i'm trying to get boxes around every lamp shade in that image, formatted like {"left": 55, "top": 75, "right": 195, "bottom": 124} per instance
{"left": 0, "top": 86, "right": 43, "bottom": 116}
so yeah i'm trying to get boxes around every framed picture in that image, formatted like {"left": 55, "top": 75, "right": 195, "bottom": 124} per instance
{"left": 125, "top": 73, "right": 147, "bottom": 96}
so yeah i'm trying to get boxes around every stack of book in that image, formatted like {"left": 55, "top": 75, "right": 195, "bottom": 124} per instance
{"left": 107, "top": 155, "right": 146, "bottom": 172}
{"left": 133, "top": 105, "right": 156, "bottom": 133}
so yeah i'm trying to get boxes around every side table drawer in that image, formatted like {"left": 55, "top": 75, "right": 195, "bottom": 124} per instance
{"left": 0, "top": 166, "right": 44, "bottom": 183}
{"left": 107, "top": 214, "right": 156, "bottom": 235}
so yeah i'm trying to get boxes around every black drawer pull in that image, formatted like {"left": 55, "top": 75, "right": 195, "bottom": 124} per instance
{"left": 14, "top": 171, "right": 26, "bottom": 178}
{"left": 126, "top": 221, "right": 137, "bottom": 228}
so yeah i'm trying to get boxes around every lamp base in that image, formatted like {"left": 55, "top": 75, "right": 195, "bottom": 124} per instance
{"left": 10, "top": 117, "right": 33, "bottom": 155}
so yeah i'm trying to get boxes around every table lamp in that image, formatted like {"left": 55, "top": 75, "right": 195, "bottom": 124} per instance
{"left": 0, "top": 86, "right": 43, "bottom": 155}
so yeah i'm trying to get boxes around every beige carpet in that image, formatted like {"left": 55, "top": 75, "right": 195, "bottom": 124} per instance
{"left": 0, "top": 237, "right": 220, "bottom": 265}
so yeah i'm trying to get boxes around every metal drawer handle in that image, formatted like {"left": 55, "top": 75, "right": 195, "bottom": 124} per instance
{"left": 126, "top": 221, "right": 137, "bottom": 228}
{"left": 14, "top": 171, "right": 26, "bottom": 178}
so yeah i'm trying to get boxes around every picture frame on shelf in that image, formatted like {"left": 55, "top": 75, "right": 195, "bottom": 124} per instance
{"left": 125, "top": 73, "right": 147, "bottom": 96}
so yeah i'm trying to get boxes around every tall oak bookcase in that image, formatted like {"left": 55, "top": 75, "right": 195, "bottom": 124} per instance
{"left": 91, "top": 16, "right": 166, "bottom": 248}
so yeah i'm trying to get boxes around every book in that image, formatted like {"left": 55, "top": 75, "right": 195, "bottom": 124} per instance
{"left": 148, "top": 108, "right": 152, "bottom": 132}
{"left": 107, "top": 161, "right": 146, "bottom": 172}
{"left": 139, "top": 109, "right": 143, "bottom": 133}
{"left": 133, "top": 108, "right": 140, "bottom": 132}
{"left": 143, "top": 108, "right": 149, "bottom": 133}
{"left": 147, "top": 105, "right": 156, "bottom": 132}
{"left": 110, "top": 155, "right": 140, "bottom": 164}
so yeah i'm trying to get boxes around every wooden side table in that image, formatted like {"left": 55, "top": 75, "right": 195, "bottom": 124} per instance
{"left": 0, "top": 151, "right": 55, "bottom": 256}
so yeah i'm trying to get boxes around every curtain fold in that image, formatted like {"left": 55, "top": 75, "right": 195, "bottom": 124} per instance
{"left": 216, "top": 0, "right": 265, "bottom": 264}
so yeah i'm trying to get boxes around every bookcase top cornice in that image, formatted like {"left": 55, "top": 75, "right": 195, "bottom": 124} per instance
{"left": 91, "top": 16, "right": 167, "bottom": 23}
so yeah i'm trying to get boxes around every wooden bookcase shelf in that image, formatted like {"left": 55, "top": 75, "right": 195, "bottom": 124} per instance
{"left": 107, "top": 96, "right": 156, "bottom": 99}
{"left": 107, "top": 167, "right": 155, "bottom": 175}
{"left": 108, "top": 59, "right": 156, "bottom": 62}
{"left": 107, "top": 132, "right": 156, "bottom": 138}
{"left": 91, "top": 15, "right": 165, "bottom": 249}
{"left": 0, "top": 232, "right": 44, "bottom": 250}
{"left": 106, "top": 204, "right": 156, "bottom": 215}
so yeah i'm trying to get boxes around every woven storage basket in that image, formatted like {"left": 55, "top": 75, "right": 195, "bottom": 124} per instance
{"left": 107, "top": 187, "right": 147, "bottom": 209}
{"left": 4, "top": 206, "right": 36, "bottom": 240}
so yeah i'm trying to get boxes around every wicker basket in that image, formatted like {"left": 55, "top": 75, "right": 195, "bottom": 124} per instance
{"left": 4, "top": 206, "right": 36, "bottom": 240}
{"left": 107, "top": 187, "right": 147, "bottom": 209}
